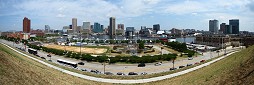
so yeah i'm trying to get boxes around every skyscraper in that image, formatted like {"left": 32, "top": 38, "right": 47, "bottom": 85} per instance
{"left": 229, "top": 19, "right": 239, "bottom": 34}
{"left": 93, "top": 22, "right": 103, "bottom": 33}
{"left": 45, "top": 25, "right": 50, "bottom": 33}
{"left": 117, "top": 24, "right": 124, "bottom": 30}
{"left": 109, "top": 17, "right": 116, "bottom": 39}
{"left": 209, "top": 19, "right": 219, "bottom": 34}
{"left": 72, "top": 18, "right": 77, "bottom": 33}
{"left": 23, "top": 17, "right": 31, "bottom": 33}
{"left": 225, "top": 25, "right": 232, "bottom": 34}
{"left": 82, "top": 22, "right": 90, "bottom": 30}
{"left": 153, "top": 24, "right": 160, "bottom": 33}
{"left": 220, "top": 23, "right": 226, "bottom": 34}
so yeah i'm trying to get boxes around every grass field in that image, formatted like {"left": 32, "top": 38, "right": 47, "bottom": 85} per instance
{"left": 145, "top": 46, "right": 254, "bottom": 85}
{"left": 0, "top": 44, "right": 110, "bottom": 85}
{"left": 44, "top": 44, "right": 108, "bottom": 54}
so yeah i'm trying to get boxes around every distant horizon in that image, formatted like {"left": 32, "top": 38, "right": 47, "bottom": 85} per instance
{"left": 1, "top": 0, "right": 254, "bottom": 32}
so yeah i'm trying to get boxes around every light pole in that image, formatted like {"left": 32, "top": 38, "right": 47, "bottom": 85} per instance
{"left": 104, "top": 58, "right": 110, "bottom": 74}
{"left": 172, "top": 59, "right": 175, "bottom": 68}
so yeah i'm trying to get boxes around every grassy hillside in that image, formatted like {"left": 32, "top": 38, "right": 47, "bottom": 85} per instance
{"left": 146, "top": 46, "right": 254, "bottom": 85}
{"left": 0, "top": 44, "right": 110, "bottom": 85}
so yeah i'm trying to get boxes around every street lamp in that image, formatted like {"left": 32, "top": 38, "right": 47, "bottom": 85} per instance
{"left": 104, "top": 58, "right": 110, "bottom": 74}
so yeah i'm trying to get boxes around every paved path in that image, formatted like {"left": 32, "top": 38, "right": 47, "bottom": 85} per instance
{"left": 0, "top": 42, "right": 239, "bottom": 84}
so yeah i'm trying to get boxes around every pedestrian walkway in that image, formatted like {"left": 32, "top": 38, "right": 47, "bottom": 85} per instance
{"left": 0, "top": 42, "right": 239, "bottom": 84}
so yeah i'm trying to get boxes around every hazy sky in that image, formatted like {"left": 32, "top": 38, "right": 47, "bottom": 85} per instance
{"left": 0, "top": 0, "right": 254, "bottom": 32}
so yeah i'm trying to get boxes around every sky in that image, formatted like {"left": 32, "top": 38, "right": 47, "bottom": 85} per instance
{"left": 0, "top": 0, "right": 254, "bottom": 32}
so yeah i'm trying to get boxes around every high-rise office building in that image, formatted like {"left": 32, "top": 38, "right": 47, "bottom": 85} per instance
{"left": 153, "top": 24, "right": 160, "bottom": 33}
{"left": 209, "top": 19, "right": 219, "bottom": 34}
{"left": 117, "top": 24, "right": 124, "bottom": 30}
{"left": 82, "top": 22, "right": 90, "bottom": 29}
{"left": 72, "top": 18, "right": 77, "bottom": 33}
{"left": 220, "top": 23, "right": 226, "bottom": 34}
{"left": 45, "top": 25, "right": 50, "bottom": 33}
{"left": 225, "top": 25, "right": 232, "bottom": 34}
{"left": 229, "top": 19, "right": 239, "bottom": 34}
{"left": 109, "top": 17, "right": 116, "bottom": 39}
{"left": 126, "top": 27, "right": 135, "bottom": 38}
{"left": 23, "top": 17, "right": 31, "bottom": 33}
{"left": 101, "top": 25, "right": 104, "bottom": 30}
{"left": 93, "top": 22, "right": 103, "bottom": 33}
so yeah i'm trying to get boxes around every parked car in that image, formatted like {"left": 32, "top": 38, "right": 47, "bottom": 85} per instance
{"left": 117, "top": 72, "right": 125, "bottom": 75}
{"left": 179, "top": 66, "right": 185, "bottom": 68}
{"left": 47, "top": 54, "right": 51, "bottom": 57}
{"left": 187, "top": 64, "right": 193, "bottom": 66}
{"left": 138, "top": 63, "right": 146, "bottom": 67}
{"left": 78, "top": 62, "right": 85, "bottom": 65}
{"left": 128, "top": 72, "right": 138, "bottom": 75}
{"left": 81, "top": 69, "right": 87, "bottom": 71}
{"left": 105, "top": 72, "right": 113, "bottom": 75}
{"left": 188, "top": 57, "right": 193, "bottom": 60}
{"left": 170, "top": 67, "right": 177, "bottom": 70}
{"left": 35, "top": 54, "right": 40, "bottom": 57}
{"left": 195, "top": 62, "right": 200, "bottom": 64}
{"left": 48, "top": 60, "right": 52, "bottom": 62}
{"left": 91, "top": 70, "right": 101, "bottom": 74}
{"left": 154, "top": 62, "right": 162, "bottom": 66}
{"left": 41, "top": 57, "right": 46, "bottom": 59}
{"left": 200, "top": 60, "right": 206, "bottom": 63}
{"left": 141, "top": 72, "right": 147, "bottom": 75}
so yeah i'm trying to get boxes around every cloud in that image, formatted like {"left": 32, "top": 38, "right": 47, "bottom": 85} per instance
{"left": 1, "top": 0, "right": 254, "bottom": 32}
{"left": 164, "top": 0, "right": 207, "bottom": 15}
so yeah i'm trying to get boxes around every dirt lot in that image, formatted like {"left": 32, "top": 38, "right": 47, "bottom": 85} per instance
{"left": 44, "top": 44, "right": 107, "bottom": 54}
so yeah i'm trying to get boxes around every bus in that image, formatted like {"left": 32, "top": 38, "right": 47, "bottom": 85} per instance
{"left": 57, "top": 59, "right": 77, "bottom": 68}
{"left": 28, "top": 48, "right": 37, "bottom": 55}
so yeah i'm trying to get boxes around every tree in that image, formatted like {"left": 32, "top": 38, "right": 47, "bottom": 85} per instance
{"left": 139, "top": 41, "right": 145, "bottom": 49}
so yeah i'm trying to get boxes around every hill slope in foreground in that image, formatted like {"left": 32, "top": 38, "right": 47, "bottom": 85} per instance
{"left": 0, "top": 44, "right": 254, "bottom": 85}
{"left": 0, "top": 44, "right": 109, "bottom": 85}
{"left": 147, "top": 46, "right": 254, "bottom": 85}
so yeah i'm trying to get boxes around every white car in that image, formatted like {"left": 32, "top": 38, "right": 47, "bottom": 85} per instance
{"left": 154, "top": 62, "right": 162, "bottom": 66}
{"left": 188, "top": 57, "right": 193, "bottom": 60}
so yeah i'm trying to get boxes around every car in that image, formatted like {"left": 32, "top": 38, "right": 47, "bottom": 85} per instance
{"left": 48, "top": 60, "right": 52, "bottom": 62}
{"left": 170, "top": 67, "right": 177, "bottom": 70}
{"left": 105, "top": 72, "right": 113, "bottom": 75}
{"left": 200, "top": 60, "right": 206, "bottom": 63}
{"left": 128, "top": 72, "right": 138, "bottom": 75}
{"left": 188, "top": 57, "right": 193, "bottom": 60}
{"left": 47, "top": 54, "right": 51, "bottom": 57}
{"left": 179, "top": 66, "right": 185, "bottom": 68}
{"left": 81, "top": 69, "right": 87, "bottom": 71}
{"left": 141, "top": 72, "right": 148, "bottom": 75}
{"left": 41, "top": 57, "right": 46, "bottom": 59}
{"left": 194, "top": 62, "right": 200, "bottom": 64}
{"left": 78, "top": 62, "right": 85, "bottom": 65}
{"left": 154, "top": 62, "right": 162, "bottom": 66}
{"left": 187, "top": 64, "right": 193, "bottom": 66}
{"left": 90, "top": 70, "right": 100, "bottom": 74}
{"left": 35, "top": 54, "right": 40, "bottom": 57}
{"left": 117, "top": 72, "right": 125, "bottom": 75}
{"left": 138, "top": 63, "right": 146, "bottom": 67}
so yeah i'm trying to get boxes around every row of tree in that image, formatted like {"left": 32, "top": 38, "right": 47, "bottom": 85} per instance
{"left": 164, "top": 41, "right": 195, "bottom": 57}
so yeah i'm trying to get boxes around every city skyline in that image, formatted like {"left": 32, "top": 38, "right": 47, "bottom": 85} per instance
{"left": 0, "top": 0, "right": 254, "bottom": 32}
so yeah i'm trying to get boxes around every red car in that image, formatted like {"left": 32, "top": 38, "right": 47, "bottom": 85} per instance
{"left": 200, "top": 60, "right": 206, "bottom": 63}
{"left": 195, "top": 62, "right": 200, "bottom": 64}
